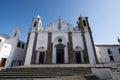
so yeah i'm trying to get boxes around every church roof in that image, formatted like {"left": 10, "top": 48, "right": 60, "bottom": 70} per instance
{"left": 95, "top": 44, "right": 120, "bottom": 46}
{"left": 0, "top": 34, "right": 11, "bottom": 39}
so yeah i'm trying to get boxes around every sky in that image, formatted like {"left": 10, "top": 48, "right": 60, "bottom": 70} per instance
{"left": 0, "top": 0, "right": 120, "bottom": 44}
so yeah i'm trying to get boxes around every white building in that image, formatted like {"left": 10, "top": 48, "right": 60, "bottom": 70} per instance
{"left": 2, "top": 15, "right": 120, "bottom": 68}
{"left": 0, "top": 28, "right": 25, "bottom": 67}
{"left": 23, "top": 15, "right": 98, "bottom": 66}
{"left": 95, "top": 44, "right": 120, "bottom": 63}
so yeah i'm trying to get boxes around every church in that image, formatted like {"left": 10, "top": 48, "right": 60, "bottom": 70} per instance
{"left": 1, "top": 15, "right": 120, "bottom": 79}
{"left": 23, "top": 15, "right": 98, "bottom": 66}
{"left": 3, "top": 15, "right": 120, "bottom": 68}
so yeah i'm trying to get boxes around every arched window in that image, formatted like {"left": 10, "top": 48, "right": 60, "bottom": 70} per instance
{"left": 83, "top": 20, "right": 87, "bottom": 26}
{"left": 58, "top": 22, "right": 61, "bottom": 29}
{"left": 14, "top": 31, "right": 17, "bottom": 37}
{"left": 33, "top": 21, "right": 37, "bottom": 27}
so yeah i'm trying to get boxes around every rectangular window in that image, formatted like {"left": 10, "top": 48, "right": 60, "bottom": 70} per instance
{"left": 109, "top": 56, "right": 114, "bottom": 61}
{"left": 17, "top": 42, "right": 21, "bottom": 48}
{"left": 118, "top": 48, "right": 120, "bottom": 53}
{"left": 21, "top": 44, "right": 25, "bottom": 49}
{"left": 0, "top": 39, "right": 2, "bottom": 42}
{"left": 108, "top": 49, "right": 112, "bottom": 54}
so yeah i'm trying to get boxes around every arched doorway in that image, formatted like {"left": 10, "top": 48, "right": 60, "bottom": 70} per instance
{"left": 74, "top": 46, "right": 84, "bottom": 63}
{"left": 55, "top": 44, "right": 65, "bottom": 64}
{"left": 39, "top": 52, "right": 45, "bottom": 64}
{"left": 36, "top": 47, "right": 46, "bottom": 64}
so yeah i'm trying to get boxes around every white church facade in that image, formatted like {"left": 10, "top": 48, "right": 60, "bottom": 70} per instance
{"left": 23, "top": 15, "right": 98, "bottom": 66}
{"left": 0, "top": 15, "right": 120, "bottom": 68}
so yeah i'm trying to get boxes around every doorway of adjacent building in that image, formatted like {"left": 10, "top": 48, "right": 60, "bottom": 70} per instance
{"left": 0, "top": 58, "right": 7, "bottom": 67}
{"left": 56, "top": 44, "right": 65, "bottom": 64}
{"left": 39, "top": 52, "right": 45, "bottom": 64}
{"left": 75, "top": 51, "right": 82, "bottom": 63}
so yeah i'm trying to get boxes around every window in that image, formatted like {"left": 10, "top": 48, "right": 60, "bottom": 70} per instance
{"left": 118, "top": 48, "right": 120, "bottom": 53}
{"left": 58, "top": 39, "right": 62, "bottom": 42}
{"left": 21, "top": 44, "right": 25, "bottom": 49}
{"left": 0, "top": 39, "right": 1, "bottom": 42}
{"left": 14, "top": 31, "right": 17, "bottom": 37}
{"left": 109, "top": 56, "right": 114, "bottom": 61}
{"left": 83, "top": 20, "right": 87, "bottom": 26}
{"left": 14, "top": 33, "right": 17, "bottom": 37}
{"left": 17, "top": 42, "right": 21, "bottom": 48}
{"left": 58, "top": 22, "right": 61, "bottom": 29}
{"left": 33, "top": 21, "right": 37, "bottom": 27}
{"left": 108, "top": 49, "right": 112, "bottom": 54}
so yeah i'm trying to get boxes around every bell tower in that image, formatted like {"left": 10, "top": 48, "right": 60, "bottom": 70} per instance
{"left": 12, "top": 27, "right": 21, "bottom": 38}
{"left": 24, "top": 15, "right": 43, "bottom": 65}
{"left": 30, "top": 15, "right": 43, "bottom": 32}
{"left": 77, "top": 16, "right": 98, "bottom": 64}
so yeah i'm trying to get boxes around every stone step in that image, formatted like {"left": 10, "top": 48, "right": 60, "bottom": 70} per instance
{"left": 0, "top": 65, "right": 93, "bottom": 79}
{"left": 1, "top": 67, "right": 91, "bottom": 73}
{"left": 0, "top": 75, "right": 61, "bottom": 79}
{"left": 0, "top": 75, "right": 100, "bottom": 80}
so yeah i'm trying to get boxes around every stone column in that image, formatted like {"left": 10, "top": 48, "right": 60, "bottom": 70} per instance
{"left": 45, "top": 32, "right": 53, "bottom": 64}
{"left": 68, "top": 32, "right": 75, "bottom": 63}
{"left": 82, "top": 33, "right": 89, "bottom": 63}
{"left": 23, "top": 32, "right": 31, "bottom": 65}
{"left": 31, "top": 32, "right": 38, "bottom": 64}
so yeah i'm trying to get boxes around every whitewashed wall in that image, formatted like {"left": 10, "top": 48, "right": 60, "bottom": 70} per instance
{"left": 72, "top": 32, "right": 84, "bottom": 50}
{"left": 11, "top": 46, "right": 25, "bottom": 62}
{"left": 95, "top": 45, "right": 120, "bottom": 63}
{"left": 36, "top": 32, "right": 48, "bottom": 51}
{"left": 0, "top": 43, "right": 12, "bottom": 61}
{"left": 52, "top": 32, "right": 68, "bottom": 64}
{"left": 85, "top": 32, "right": 96, "bottom": 64}
{"left": 24, "top": 33, "right": 35, "bottom": 66}
{"left": 0, "top": 36, "right": 6, "bottom": 43}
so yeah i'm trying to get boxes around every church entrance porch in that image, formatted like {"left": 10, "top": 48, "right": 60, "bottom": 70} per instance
{"left": 74, "top": 46, "right": 84, "bottom": 64}
{"left": 75, "top": 51, "right": 82, "bottom": 63}
{"left": 56, "top": 48, "right": 64, "bottom": 63}
{"left": 56, "top": 44, "right": 65, "bottom": 64}
{"left": 39, "top": 52, "right": 45, "bottom": 64}
{"left": 36, "top": 47, "right": 46, "bottom": 64}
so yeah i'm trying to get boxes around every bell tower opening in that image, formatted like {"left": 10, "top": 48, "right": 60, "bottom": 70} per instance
{"left": 33, "top": 21, "right": 37, "bottom": 27}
